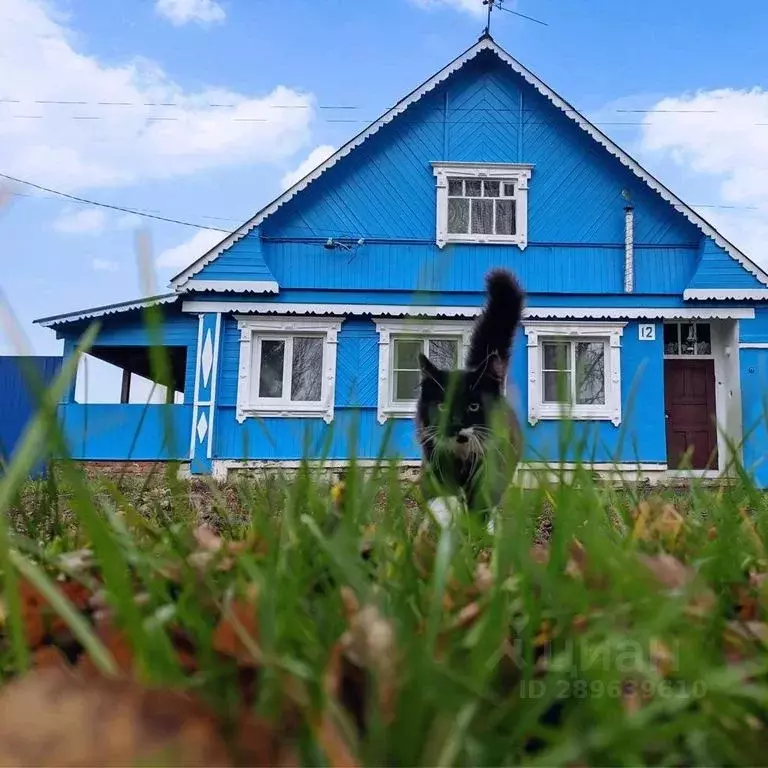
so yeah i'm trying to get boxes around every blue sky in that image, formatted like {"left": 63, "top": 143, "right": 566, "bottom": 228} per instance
{"left": 1, "top": 0, "right": 767, "bottom": 399}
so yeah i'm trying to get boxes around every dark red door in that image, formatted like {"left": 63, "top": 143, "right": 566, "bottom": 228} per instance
{"left": 664, "top": 359, "right": 718, "bottom": 470}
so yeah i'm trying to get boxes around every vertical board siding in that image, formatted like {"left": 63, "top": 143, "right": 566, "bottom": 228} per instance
{"left": 335, "top": 319, "right": 379, "bottom": 408}
{"left": 633, "top": 247, "right": 698, "bottom": 295}
{"left": 0, "top": 356, "right": 62, "bottom": 476}
{"left": 60, "top": 404, "right": 192, "bottom": 461}
{"left": 217, "top": 315, "right": 241, "bottom": 407}
{"left": 739, "top": 308, "right": 768, "bottom": 342}
{"left": 740, "top": 349, "right": 768, "bottom": 487}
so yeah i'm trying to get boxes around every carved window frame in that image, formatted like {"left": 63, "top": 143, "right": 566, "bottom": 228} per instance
{"left": 235, "top": 315, "right": 341, "bottom": 423}
{"left": 524, "top": 321, "right": 625, "bottom": 426}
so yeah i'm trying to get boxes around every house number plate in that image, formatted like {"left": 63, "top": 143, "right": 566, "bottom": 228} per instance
{"left": 638, "top": 324, "right": 655, "bottom": 341}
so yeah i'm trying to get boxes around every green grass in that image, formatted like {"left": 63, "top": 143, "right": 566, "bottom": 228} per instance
{"left": 3, "top": 320, "right": 768, "bottom": 765}
{"left": 4, "top": 460, "right": 768, "bottom": 766}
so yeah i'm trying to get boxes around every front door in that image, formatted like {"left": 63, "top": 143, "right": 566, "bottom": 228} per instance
{"left": 664, "top": 359, "right": 718, "bottom": 470}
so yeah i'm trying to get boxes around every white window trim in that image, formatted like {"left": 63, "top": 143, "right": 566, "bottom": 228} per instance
{"left": 432, "top": 161, "right": 533, "bottom": 250}
{"left": 374, "top": 318, "right": 473, "bottom": 423}
{"left": 662, "top": 321, "right": 714, "bottom": 359}
{"left": 235, "top": 315, "right": 342, "bottom": 423}
{"left": 524, "top": 321, "right": 625, "bottom": 426}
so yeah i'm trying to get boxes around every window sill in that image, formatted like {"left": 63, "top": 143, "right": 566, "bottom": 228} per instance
{"left": 236, "top": 404, "right": 334, "bottom": 424}
{"left": 531, "top": 406, "right": 620, "bottom": 426}
{"left": 377, "top": 403, "right": 417, "bottom": 424}
{"left": 437, "top": 234, "right": 528, "bottom": 249}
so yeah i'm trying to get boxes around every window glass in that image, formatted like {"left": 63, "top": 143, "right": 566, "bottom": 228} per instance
{"left": 258, "top": 340, "right": 285, "bottom": 398}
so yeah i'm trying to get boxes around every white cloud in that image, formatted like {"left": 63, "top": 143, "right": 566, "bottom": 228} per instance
{"left": 1, "top": 0, "right": 315, "bottom": 191}
{"left": 409, "top": 0, "right": 485, "bottom": 16}
{"left": 155, "top": 0, "right": 226, "bottom": 26}
{"left": 156, "top": 228, "right": 223, "bottom": 269}
{"left": 639, "top": 88, "right": 768, "bottom": 265}
{"left": 281, "top": 144, "right": 335, "bottom": 190}
{"left": 52, "top": 207, "right": 107, "bottom": 234}
{"left": 92, "top": 257, "right": 119, "bottom": 272}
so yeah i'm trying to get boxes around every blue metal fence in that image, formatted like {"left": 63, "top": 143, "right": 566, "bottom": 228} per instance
{"left": 0, "top": 356, "right": 62, "bottom": 478}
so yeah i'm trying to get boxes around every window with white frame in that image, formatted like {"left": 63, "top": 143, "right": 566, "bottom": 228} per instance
{"left": 524, "top": 322, "right": 625, "bottom": 425}
{"left": 432, "top": 162, "right": 533, "bottom": 249}
{"left": 374, "top": 319, "right": 472, "bottom": 423}
{"left": 663, "top": 321, "right": 712, "bottom": 357}
{"left": 235, "top": 316, "right": 341, "bottom": 423}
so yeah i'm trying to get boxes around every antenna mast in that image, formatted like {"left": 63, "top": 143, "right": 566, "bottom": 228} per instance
{"left": 482, "top": 0, "right": 495, "bottom": 36}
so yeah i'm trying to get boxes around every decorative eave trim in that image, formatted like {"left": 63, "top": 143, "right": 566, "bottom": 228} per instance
{"left": 182, "top": 300, "right": 756, "bottom": 321}
{"left": 35, "top": 294, "right": 178, "bottom": 328}
{"left": 684, "top": 289, "right": 768, "bottom": 301}
{"left": 179, "top": 280, "right": 279, "bottom": 294}
{"left": 168, "top": 36, "right": 768, "bottom": 290}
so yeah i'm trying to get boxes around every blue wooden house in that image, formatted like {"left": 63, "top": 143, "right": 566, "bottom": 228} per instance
{"left": 36, "top": 35, "right": 768, "bottom": 485}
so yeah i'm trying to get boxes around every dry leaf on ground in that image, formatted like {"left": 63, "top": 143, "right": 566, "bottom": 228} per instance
{"left": 338, "top": 587, "right": 397, "bottom": 726}
{"left": 212, "top": 586, "right": 261, "bottom": 666}
{"left": 0, "top": 666, "right": 230, "bottom": 767}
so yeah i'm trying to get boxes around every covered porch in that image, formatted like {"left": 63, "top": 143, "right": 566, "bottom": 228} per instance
{"left": 35, "top": 294, "right": 198, "bottom": 464}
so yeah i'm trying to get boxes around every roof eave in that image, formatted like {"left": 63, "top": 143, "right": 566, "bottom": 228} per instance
{"left": 35, "top": 293, "right": 178, "bottom": 329}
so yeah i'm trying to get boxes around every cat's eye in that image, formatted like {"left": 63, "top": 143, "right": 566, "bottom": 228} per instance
{"left": 467, "top": 402, "right": 480, "bottom": 412}
{"left": 437, "top": 403, "right": 447, "bottom": 412}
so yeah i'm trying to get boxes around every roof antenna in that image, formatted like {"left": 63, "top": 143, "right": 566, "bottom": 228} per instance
{"left": 481, "top": 0, "right": 495, "bottom": 38}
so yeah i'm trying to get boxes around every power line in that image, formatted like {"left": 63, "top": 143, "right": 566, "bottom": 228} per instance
{"left": 1, "top": 170, "right": 761, "bottom": 251}
{"left": 0, "top": 172, "right": 233, "bottom": 233}
{"left": 496, "top": 2, "right": 549, "bottom": 27}
{"left": 0, "top": 172, "right": 397, "bottom": 239}
{"left": 0, "top": 98, "right": 757, "bottom": 116}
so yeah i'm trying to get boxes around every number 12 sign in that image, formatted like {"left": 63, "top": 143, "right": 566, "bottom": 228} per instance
{"left": 639, "top": 324, "right": 656, "bottom": 341}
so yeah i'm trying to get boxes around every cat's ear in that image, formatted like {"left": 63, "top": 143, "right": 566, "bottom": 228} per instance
{"left": 418, "top": 352, "right": 440, "bottom": 380}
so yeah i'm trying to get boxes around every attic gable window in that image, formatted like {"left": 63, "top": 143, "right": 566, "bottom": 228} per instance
{"left": 432, "top": 162, "right": 532, "bottom": 249}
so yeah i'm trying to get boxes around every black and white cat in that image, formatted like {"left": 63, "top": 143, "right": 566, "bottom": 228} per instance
{"left": 415, "top": 269, "right": 525, "bottom": 526}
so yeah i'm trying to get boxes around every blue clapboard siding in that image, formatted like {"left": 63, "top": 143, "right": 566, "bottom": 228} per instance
{"left": 61, "top": 404, "right": 192, "bottom": 461}
{"left": 192, "top": 232, "right": 277, "bottom": 283}
{"left": 201, "top": 288, "right": 703, "bottom": 310}
{"left": 258, "top": 242, "right": 697, "bottom": 296}
{"left": 0, "top": 356, "right": 62, "bottom": 477}
{"left": 214, "top": 320, "right": 667, "bottom": 464}
{"left": 687, "top": 239, "right": 765, "bottom": 291}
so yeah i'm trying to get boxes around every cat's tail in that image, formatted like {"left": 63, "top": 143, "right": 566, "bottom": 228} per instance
{"left": 466, "top": 269, "right": 525, "bottom": 369}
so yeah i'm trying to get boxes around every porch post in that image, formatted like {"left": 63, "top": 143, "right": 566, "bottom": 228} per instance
{"left": 189, "top": 312, "right": 222, "bottom": 475}
{"left": 120, "top": 369, "right": 132, "bottom": 404}
{"left": 61, "top": 338, "right": 78, "bottom": 404}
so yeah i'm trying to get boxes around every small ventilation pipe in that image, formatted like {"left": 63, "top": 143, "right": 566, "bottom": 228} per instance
{"left": 624, "top": 205, "right": 634, "bottom": 293}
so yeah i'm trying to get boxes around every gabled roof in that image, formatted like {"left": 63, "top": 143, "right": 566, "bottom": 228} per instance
{"left": 169, "top": 34, "right": 768, "bottom": 292}
{"left": 35, "top": 294, "right": 178, "bottom": 328}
